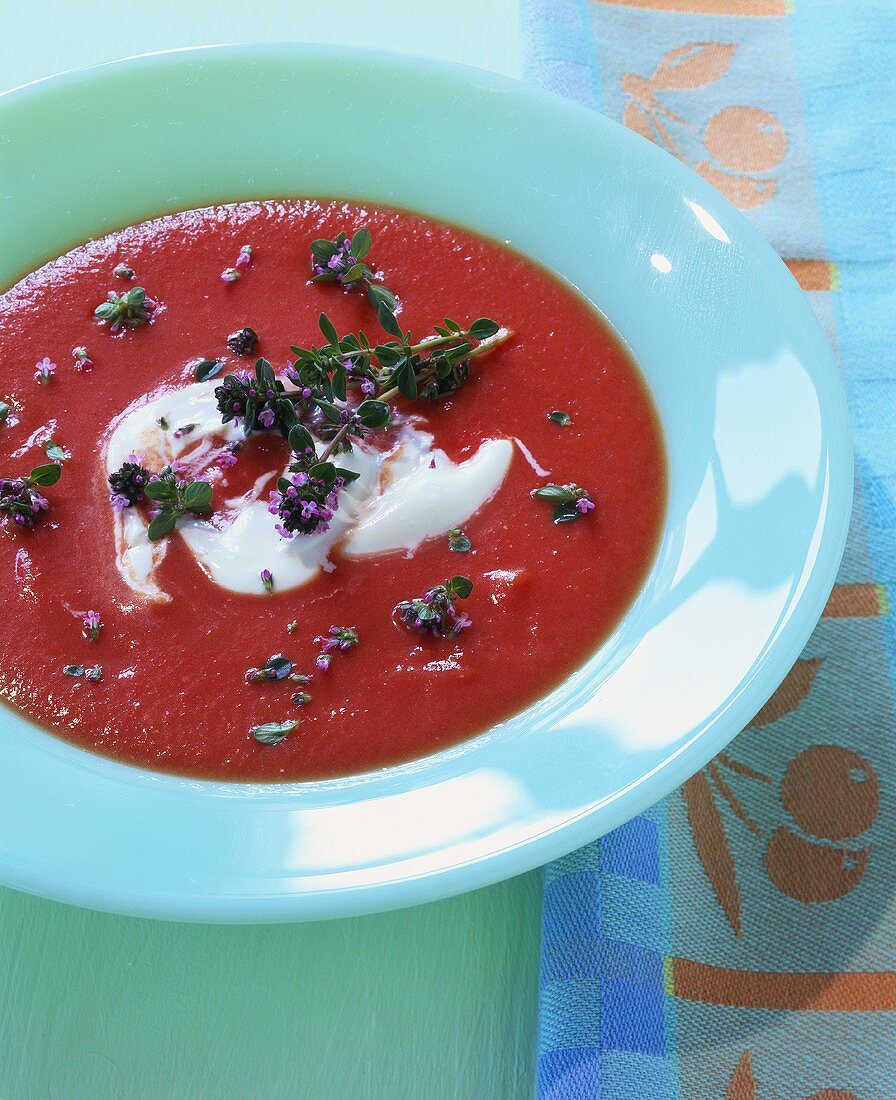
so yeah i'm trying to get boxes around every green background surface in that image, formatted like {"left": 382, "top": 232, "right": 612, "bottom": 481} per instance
{"left": 0, "top": 4, "right": 541, "bottom": 1098}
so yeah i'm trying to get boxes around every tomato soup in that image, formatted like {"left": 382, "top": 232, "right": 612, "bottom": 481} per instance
{"left": 0, "top": 201, "right": 665, "bottom": 780}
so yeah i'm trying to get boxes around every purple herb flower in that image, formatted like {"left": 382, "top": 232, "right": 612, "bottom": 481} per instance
{"left": 531, "top": 482, "right": 596, "bottom": 524}
{"left": 72, "top": 346, "right": 93, "bottom": 371}
{"left": 220, "top": 267, "right": 241, "bottom": 284}
{"left": 394, "top": 576, "right": 473, "bottom": 638}
{"left": 268, "top": 469, "right": 343, "bottom": 538}
{"left": 82, "top": 610, "right": 103, "bottom": 642}
{"left": 34, "top": 357, "right": 56, "bottom": 384}
{"left": 236, "top": 245, "right": 253, "bottom": 269}
{"left": 108, "top": 455, "right": 151, "bottom": 508}
{"left": 261, "top": 569, "right": 274, "bottom": 594}
{"left": 0, "top": 477, "right": 50, "bottom": 528}
{"left": 313, "top": 626, "right": 359, "bottom": 671}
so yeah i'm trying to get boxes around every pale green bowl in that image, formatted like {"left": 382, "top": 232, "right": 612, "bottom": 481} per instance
{"left": 0, "top": 45, "right": 852, "bottom": 921}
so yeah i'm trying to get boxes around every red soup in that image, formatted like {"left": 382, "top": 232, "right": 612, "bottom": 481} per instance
{"left": 0, "top": 201, "right": 666, "bottom": 780}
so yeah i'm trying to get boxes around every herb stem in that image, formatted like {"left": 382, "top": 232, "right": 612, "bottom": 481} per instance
{"left": 316, "top": 420, "right": 355, "bottom": 463}
{"left": 378, "top": 328, "right": 513, "bottom": 402}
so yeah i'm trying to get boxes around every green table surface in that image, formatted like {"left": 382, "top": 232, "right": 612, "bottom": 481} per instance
{"left": 1, "top": 4, "right": 541, "bottom": 1098}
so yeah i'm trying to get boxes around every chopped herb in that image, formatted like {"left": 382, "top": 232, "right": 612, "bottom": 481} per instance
{"left": 286, "top": 620, "right": 298, "bottom": 635}
{"left": 173, "top": 423, "right": 197, "bottom": 440}
{"left": 252, "top": 719, "right": 299, "bottom": 745}
{"left": 314, "top": 626, "right": 359, "bottom": 671}
{"left": 194, "top": 358, "right": 223, "bottom": 383}
{"left": 531, "top": 482, "right": 595, "bottom": 524}
{"left": 33, "top": 357, "right": 56, "bottom": 384}
{"left": 310, "top": 228, "right": 398, "bottom": 314}
{"left": 245, "top": 654, "right": 293, "bottom": 683}
{"left": 291, "top": 691, "right": 312, "bottom": 706}
{"left": 289, "top": 671, "right": 313, "bottom": 685}
{"left": 0, "top": 462, "right": 62, "bottom": 528}
{"left": 45, "top": 440, "right": 69, "bottom": 464}
{"left": 108, "top": 454, "right": 151, "bottom": 511}
{"left": 113, "top": 263, "right": 135, "bottom": 279}
{"left": 261, "top": 568, "right": 274, "bottom": 593}
{"left": 144, "top": 466, "right": 213, "bottom": 541}
{"left": 448, "top": 527, "right": 472, "bottom": 553}
{"left": 82, "top": 610, "right": 103, "bottom": 642}
{"left": 548, "top": 410, "right": 572, "bottom": 426}
{"left": 63, "top": 664, "right": 84, "bottom": 677}
{"left": 0, "top": 402, "right": 9, "bottom": 423}
{"left": 94, "top": 286, "right": 156, "bottom": 333}
{"left": 394, "top": 576, "right": 473, "bottom": 638}
{"left": 85, "top": 665, "right": 103, "bottom": 682}
{"left": 227, "top": 326, "right": 258, "bottom": 356}
{"left": 220, "top": 268, "right": 241, "bottom": 284}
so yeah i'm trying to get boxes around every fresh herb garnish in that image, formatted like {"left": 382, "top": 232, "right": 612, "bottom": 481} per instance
{"left": 394, "top": 576, "right": 473, "bottom": 638}
{"left": 287, "top": 620, "right": 298, "bottom": 635}
{"left": 311, "top": 228, "right": 398, "bottom": 314}
{"left": 289, "top": 671, "right": 313, "bottom": 684}
{"left": 448, "top": 527, "right": 472, "bottom": 553}
{"left": 548, "top": 410, "right": 572, "bottom": 426}
{"left": 72, "top": 346, "right": 93, "bottom": 371}
{"left": 291, "top": 690, "right": 312, "bottom": 706}
{"left": 0, "top": 462, "right": 61, "bottom": 528}
{"left": 194, "top": 358, "right": 223, "bottom": 383}
{"left": 173, "top": 423, "right": 197, "bottom": 440}
{"left": 221, "top": 268, "right": 240, "bottom": 284}
{"left": 63, "top": 663, "right": 102, "bottom": 681}
{"left": 252, "top": 719, "right": 299, "bottom": 745}
{"left": 33, "top": 357, "right": 56, "bottom": 384}
{"left": 113, "top": 263, "right": 135, "bottom": 279}
{"left": 0, "top": 402, "right": 10, "bottom": 423}
{"left": 531, "top": 483, "right": 595, "bottom": 523}
{"left": 214, "top": 311, "right": 509, "bottom": 540}
{"left": 261, "top": 569, "right": 274, "bottom": 593}
{"left": 227, "top": 327, "right": 258, "bottom": 357}
{"left": 144, "top": 467, "right": 212, "bottom": 541}
{"left": 221, "top": 245, "right": 252, "bottom": 283}
{"left": 45, "top": 440, "right": 69, "bottom": 464}
{"left": 94, "top": 287, "right": 156, "bottom": 332}
{"left": 314, "top": 626, "right": 359, "bottom": 671}
{"left": 157, "top": 417, "right": 169, "bottom": 431}
{"left": 82, "top": 610, "right": 103, "bottom": 642}
{"left": 245, "top": 654, "right": 293, "bottom": 683}
{"left": 108, "top": 455, "right": 151, "bottom": 511}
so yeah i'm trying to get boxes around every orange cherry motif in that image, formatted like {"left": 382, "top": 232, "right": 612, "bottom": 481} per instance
{"left": 764, "top": 827, "right": 869, "bottom": 903}
{"left": 703, "top": 106, "right": 787, "bottom": 173}
{"left": 781, "top": 745, "right": 880, "bottom": 841}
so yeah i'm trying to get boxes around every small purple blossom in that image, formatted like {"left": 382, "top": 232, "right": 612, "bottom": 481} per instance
{"left": 236, "top": 245, "right": 253, "bottom": 269}
{"left": 258, "top": 407, "right": 276, "bottom": 429}
{"left": 215, "top": 444, "right": 240, "bottom": 469}
{"left": 394, "top": 576, "right": 473, "bottom": 638}
{"left": 108, "top": 456, "right": 151, "bottom": 509}
{"left": 82, "top": 610, "right": 103, "bottom": 642}
{"left": 34, "top": 357, "right": 56, "bottom": 384}
{"left": 313, "top": 626, "right": 359, "bottom": 671}
{"left": 269, "top": 469, "right": 342, "bottom": 539}
{"left": 531, "top": 482, "right": 596, "bottom": 524}
{"left": 261, "top": 569, "right": 274, "bottom": 594}
{"left": 0, "top": 477, "right": 51, "bottom": 528}
{"left": 72, "top": 346, "right": 93, "bottom": 371}
{"left": 220, "top": 267, "right": 241, "bottom": 284}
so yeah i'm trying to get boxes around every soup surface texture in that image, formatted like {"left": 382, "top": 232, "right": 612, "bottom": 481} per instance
{"left": 0, "top": 201, "right": 665, "bottom": 780}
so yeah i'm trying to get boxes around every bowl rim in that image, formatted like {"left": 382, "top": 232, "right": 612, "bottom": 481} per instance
{"left": 0, "top": 43, "right": 853, "bottom": 921}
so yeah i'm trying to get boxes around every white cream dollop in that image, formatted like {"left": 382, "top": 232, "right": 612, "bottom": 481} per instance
{"left": 104, "top": 381, "right": 513, "bottom": 600}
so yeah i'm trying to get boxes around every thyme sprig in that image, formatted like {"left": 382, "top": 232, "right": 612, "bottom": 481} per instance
{"left": 531, "top": 483, "right": 595, "bottom": 524}
{"left": 394, "top": 576, "right": 473, "bottom": 638}
{"left": 311, "top": 228, "right": 397, "bottom": 313}
{"left": 0, "top": 462, "right": 61, "bottom": 528}
{"left": 144, "top": 466, "right": 212, "bottom": 541}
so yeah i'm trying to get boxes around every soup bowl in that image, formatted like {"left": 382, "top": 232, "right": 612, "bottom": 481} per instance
{"left": 0, "top": 45, "right": 851, "bottom": 920}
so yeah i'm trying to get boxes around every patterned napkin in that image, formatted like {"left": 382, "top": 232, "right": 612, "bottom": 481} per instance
{"left": 522, "top": 0, "right": 896, "bottom": 1095}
